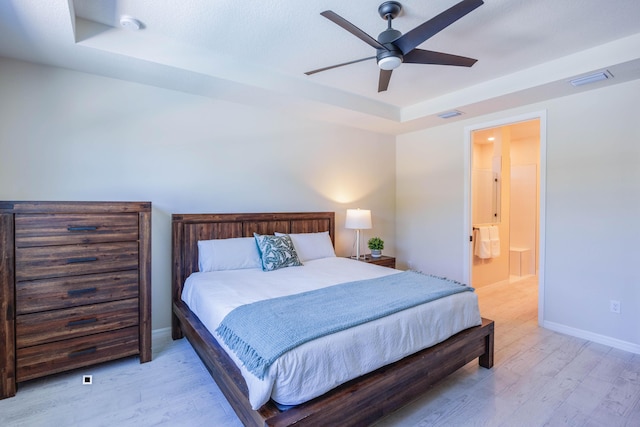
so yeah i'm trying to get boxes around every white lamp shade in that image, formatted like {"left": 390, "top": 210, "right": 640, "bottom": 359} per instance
{"left": 345, "top": 209, "right": 372, "bottom": 230}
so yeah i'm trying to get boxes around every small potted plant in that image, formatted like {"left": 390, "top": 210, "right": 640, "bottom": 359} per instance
{"left": 368, "top": 237, "right": 384, "bottom": 258}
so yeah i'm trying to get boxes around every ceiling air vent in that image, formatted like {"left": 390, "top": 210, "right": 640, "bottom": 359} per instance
{"left": 438, "top": 110, "right": 463, "bottom": 119}
{"left": 569, "top": 71, "right": 612, "bottom": 87}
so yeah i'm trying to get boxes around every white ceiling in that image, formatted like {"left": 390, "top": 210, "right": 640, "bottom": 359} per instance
{"left": 1, "top": 0, "right": 639, "bottom": 134}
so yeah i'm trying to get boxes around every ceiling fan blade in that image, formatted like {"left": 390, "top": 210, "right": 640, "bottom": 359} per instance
{"left": 305, "top": 56, "right": 376, "bottom": 75}
{"left": 378, "top": 69, "right": 393, "bottom": 92}
{"left": 403, "top": 49, "right": 477, "bottom": 67}
{"left": 394, "top": 0, "right": 484, "bottom": 55}
{"left": 321, "top": 10, "right": 387, "bottom": 50}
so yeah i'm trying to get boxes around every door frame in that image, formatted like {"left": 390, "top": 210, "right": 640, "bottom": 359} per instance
{"left": 463, "top": 110, "right": 547, "bottom": 326}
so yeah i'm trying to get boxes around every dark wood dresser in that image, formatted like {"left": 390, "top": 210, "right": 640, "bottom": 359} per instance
{"left": 0, "top": 201, "right": 151, "bottom": 399}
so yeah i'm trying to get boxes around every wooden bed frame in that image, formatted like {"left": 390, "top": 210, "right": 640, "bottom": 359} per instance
{"left": 172, "top": 212, "right": 494, "bottom": 427}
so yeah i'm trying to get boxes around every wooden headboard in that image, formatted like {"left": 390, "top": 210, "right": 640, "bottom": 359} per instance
{"left": 171, "top": 212, "right": 335, "bottom": 303}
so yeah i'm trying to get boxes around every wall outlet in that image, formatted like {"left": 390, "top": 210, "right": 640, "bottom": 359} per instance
{"left": 609, "top": 300, "right": 621, "bottom": 314}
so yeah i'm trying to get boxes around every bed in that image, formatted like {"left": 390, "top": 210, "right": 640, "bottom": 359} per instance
{"left": 172, "top": 212, "right": 494, "bottom": 426}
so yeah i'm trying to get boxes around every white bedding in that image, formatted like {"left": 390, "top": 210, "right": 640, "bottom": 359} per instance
{"left": 182, "top": 257, "right": 482, "bottom": 409}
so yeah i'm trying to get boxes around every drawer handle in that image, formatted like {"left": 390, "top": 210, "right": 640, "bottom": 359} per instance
{"left": 66, "top": 257, "right": 98, "bottom": 264}
{"left": 67, "top": 318, "right": 98, "bottom": 327}
{"left": 69, "top": 347, "right": 97, "bottom": 358}
{"left": 67, "top": 226, "right": 98, "bottom": 231}
{"left": 67, "top": 287, "right": 98, "bottom": 296}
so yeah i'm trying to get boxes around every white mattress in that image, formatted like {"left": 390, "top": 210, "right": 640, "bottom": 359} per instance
{"left": 182, "top": 257, "right": 481, "bottom": 409}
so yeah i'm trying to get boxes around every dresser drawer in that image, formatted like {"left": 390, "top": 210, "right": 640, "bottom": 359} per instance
{"left": 15, "top": 241, "right": 139, "bottom": 281}
{"left": 16, "top": 326, "right": 140, "bottom": 382}
{"left": 16, "top": 270, "right": 139, "bottom": 315}
{"left": 16, "top": 298, "right": 139, "bottom": 348}
{"left": 15, "top": 213, "right": 139, "bottom": 247}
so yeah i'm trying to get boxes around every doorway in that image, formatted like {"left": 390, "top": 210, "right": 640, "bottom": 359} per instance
{"left": 463, "top": 111, "right": 546, "bottom": 325}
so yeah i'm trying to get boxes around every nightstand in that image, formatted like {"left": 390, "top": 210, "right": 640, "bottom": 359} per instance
{"left": 355, "top": 255, "right": 396, "bottom": 269}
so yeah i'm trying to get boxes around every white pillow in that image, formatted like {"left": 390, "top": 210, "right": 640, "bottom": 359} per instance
{"left": 197, "top": 237, "right": 261, "bottom": 272}
{"left": 274, "top": 231, "right": 336, "bottom": 262}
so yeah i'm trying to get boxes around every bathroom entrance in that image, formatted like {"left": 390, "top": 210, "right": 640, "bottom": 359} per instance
{"left": 468, "top": 118, "right": 541, "bottom": 289}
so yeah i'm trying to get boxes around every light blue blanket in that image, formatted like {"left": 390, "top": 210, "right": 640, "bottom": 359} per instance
{"left": 215, "top": 271, "right": 473, "bottom": 379}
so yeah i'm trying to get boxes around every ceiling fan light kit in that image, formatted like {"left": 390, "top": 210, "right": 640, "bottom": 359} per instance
{"left": 306, "top": 0, "right": 484, "bottom": 92}
{"left": 378, "top": 56, "right": 402, "bottom": 70}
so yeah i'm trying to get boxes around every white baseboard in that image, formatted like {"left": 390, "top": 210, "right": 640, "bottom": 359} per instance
{"left": 543, "top": 320, "right": 640, "bottom": 354}
{"left": 152, "top": 327, "right": 172, "bottom": 339}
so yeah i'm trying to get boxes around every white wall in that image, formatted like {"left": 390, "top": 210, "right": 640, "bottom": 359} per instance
{"left": 0, "top": 57, "right": 396, "bottom": 330}
{"left": 397, "top": 79, "right": 640, "bottom": 352}
{"left": 3, "top": 56, "right": 638, "bottom": 354}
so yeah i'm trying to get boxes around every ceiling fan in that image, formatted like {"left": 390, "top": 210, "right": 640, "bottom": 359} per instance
{"left": 305, "top": 0, "right": 484, "bottom": 92}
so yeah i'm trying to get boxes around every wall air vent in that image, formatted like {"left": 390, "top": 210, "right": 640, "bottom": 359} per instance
{"left": 569, "top": 71, "right": 612, "bottom": 87}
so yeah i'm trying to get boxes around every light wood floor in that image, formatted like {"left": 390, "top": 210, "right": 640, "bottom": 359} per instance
{"left": 2, "top": 277, "right": 639, "bottom": 426}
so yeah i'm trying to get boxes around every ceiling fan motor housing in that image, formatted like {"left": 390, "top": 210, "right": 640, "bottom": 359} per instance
{"left": 377, "top": 26, "right": 403, "bottom": 70}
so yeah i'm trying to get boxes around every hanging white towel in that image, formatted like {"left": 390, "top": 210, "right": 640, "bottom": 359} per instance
{"left": 489, "top": 225, "right": 501, "bottom": 258}
{"left": 474, "top": 226, "right": 491, "bottom": 259}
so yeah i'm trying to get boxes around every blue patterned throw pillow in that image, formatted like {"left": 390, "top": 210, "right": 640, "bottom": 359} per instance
{"left": 254, "top": 233, "right": 303, "bottom": 271}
